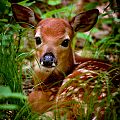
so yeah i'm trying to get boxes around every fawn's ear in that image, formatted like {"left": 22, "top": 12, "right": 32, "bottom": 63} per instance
{"left": 12, "top": 3, "right": 41, "bottom": 28}
{"left": 70, "top": 9, "right": 99, "bottom": 32}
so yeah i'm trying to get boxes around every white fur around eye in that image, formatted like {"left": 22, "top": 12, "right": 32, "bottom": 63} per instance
{"left": 61, "top": 34, "right": 70, "bottom": 47}
{"left": 35, "top": 26, "right": 41, "bottom": 38}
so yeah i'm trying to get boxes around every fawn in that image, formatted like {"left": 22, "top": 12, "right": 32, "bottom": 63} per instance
{"left": 12, "top": 3, "right": 119, "bottom": 119}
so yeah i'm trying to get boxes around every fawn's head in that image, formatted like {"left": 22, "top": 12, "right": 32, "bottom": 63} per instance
{"left": 12, "top": 4, "right": 99, "bottom": 82}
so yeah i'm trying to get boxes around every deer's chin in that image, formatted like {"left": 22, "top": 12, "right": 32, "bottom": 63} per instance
{"left": 40, "top": 61, "right": 57, "bottom": 68}
{"left": 33, "top": 60, "right": 56, "bottom": 75}
{"left": 40, "top": 65, "right": 56, "bottom": 73}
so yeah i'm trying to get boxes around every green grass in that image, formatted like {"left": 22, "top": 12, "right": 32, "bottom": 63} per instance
{"left": 53, "top": 70, "right": 120, "bottom": 120}
{"left": 0, "top": 0, "right": 120, "bottom": 119}
{"left": 0, "top": 26, "right": 39, "bottom": 119}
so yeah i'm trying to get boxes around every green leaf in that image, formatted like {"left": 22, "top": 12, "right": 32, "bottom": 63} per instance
{"left": 42, "top": 5, "right": 73, "bottom": 18}
{"left": 85, "top": 2, "right": 99, "bottom": 10}
{"left": 0, "top": 86, "right": 27, "bottom": 100}
{"left": 0, "top": 19, "right": 8, "bottom": 22}
{"left": 76, "top": 32, "right": 93, "bottom": 42}
{"left": 91, "top": 27, "right": 99, "bottom": 33}
{"left": 0, "top": 104, "right": 19, "bottom": 110}
{"left": 0, "top": 86, "right": 12, "bottom": 96}
{"left": 48, "top": 0, "right": 61, "bottom": 5}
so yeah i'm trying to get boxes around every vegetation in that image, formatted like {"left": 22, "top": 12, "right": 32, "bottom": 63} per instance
{"left": 0, "top": 0, "right": 120, "bottom": 119}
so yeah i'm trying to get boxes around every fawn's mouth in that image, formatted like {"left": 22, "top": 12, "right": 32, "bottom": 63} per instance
{"left": 40, "top": 52, "right": 57, "bottom": 68}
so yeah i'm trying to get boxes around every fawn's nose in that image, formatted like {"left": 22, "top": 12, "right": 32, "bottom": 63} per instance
{"left": 40, "top": 52, "right": 57, "bottom": 68}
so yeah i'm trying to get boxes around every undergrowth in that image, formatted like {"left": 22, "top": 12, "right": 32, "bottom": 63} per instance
{"left": 0, "top": 24, "right": 39, "bottom": 119}
{"left": 0, "top": 0, "right": 120, "bottom": 119}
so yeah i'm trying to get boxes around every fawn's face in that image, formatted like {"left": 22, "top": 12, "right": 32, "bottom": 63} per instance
{"left": 12, "top": 3, "right": 99, "bottom": 82}
{"left": 34, "top": 18, "right": 74, "bottom": 76}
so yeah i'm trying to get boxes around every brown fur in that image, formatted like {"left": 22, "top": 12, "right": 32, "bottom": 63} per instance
{"left": 12, "top": 4, "right": 118, "bottom": 119}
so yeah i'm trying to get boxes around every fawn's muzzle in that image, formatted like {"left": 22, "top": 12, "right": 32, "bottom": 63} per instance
{"left": 40, "top": 52, "right": 57, "bottom": 68}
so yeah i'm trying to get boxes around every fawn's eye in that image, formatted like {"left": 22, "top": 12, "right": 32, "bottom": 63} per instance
{"left": 61, "top": 39, "right": 70, "bottom": 47}
{"left": 35, "top": 37, "right": 41, "bottom": 45}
